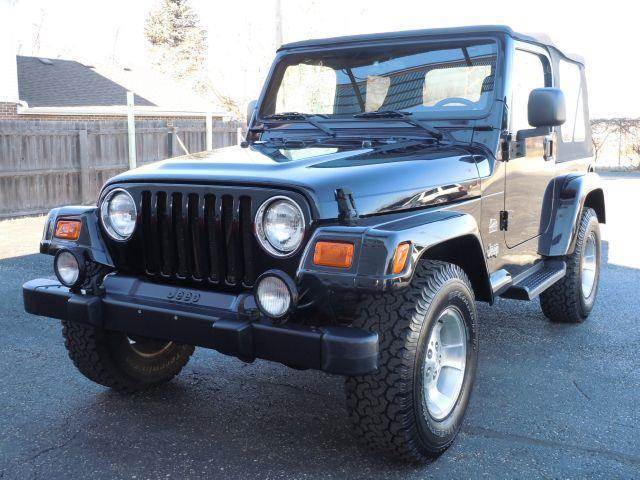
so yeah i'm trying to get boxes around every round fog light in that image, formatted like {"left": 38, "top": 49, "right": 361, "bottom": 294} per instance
{"left": 255, "top": 272, "right": 297, "bottom": 318}
{"left": 54, "top": 250, "right": 84, "bottom": 288}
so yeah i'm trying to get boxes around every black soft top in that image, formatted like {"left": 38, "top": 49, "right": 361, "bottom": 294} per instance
{"left": 279, "top": 25, "right": 584, "bottom": 65}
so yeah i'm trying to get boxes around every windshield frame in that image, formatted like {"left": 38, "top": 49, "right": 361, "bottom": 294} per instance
{"left": 256, "top": 34, "right": 505, "bottom": 125}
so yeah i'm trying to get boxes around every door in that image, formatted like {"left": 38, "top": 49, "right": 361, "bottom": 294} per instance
{"left": 504, "top": 47, "right": 556, "bottom": 248}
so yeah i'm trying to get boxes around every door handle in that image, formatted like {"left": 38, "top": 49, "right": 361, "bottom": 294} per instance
{"left": 543, "top": 133, "right": 555, "bottom": 161}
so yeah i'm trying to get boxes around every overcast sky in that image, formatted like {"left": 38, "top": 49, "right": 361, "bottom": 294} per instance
{"left": 11, "top": 0, "right": 636, "bottom": 118}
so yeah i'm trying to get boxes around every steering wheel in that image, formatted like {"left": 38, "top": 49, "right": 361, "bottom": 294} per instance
{"left": 434, "top": 97, "right": 476, "bottom": 107}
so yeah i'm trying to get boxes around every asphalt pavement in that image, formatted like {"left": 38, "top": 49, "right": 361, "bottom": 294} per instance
{"left": 0, "top": 173, "right": 638, "bottom": 479}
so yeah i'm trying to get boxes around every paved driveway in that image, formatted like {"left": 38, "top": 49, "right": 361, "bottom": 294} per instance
{"left": 0, "top": 173, "right": 638, "bottom": 479}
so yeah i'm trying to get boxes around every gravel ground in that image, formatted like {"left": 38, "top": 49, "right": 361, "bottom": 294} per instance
{"left": 0, "top": 173, "right": 638, "bottom": 479}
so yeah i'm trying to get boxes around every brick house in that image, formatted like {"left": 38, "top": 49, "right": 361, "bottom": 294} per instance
{"left": 0, "top": 4, "right": 244, "bottom": 218}
{"left": 0, "top": 18, "right": 243, "bottom": 217}
{"left": 0, "top": 55, "right": 241, "bottom": 217}
{"left": 0, "top": 0, "right": 226, "bottom": 123}
{"left": 0, "top": 55, "right": 228, "bottom": 123}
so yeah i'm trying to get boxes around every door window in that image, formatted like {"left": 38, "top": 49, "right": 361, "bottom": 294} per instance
{"left": 510, "top": 50, "right": 547, "bottom": 133}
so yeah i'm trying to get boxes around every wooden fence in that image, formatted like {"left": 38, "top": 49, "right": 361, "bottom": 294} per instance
{"left": 0, "top": 119, "right": 245, "bottom": 218}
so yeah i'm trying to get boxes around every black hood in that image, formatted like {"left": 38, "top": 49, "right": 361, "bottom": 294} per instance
{"left": 105, "top": 142, "right": 484, "bottom": 219}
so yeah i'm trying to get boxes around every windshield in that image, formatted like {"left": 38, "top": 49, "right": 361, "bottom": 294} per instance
{"left": 260, "top": 40, "right": 498, "bottom": 120}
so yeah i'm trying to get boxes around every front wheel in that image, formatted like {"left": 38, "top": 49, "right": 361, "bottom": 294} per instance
{"left": 345, "top": 260, "right": 478, "bottom": 462}
{"left": 540, "top": 207, "right": 601, "bottom": 323}
{"left": 62, "top": 321, "right": 194, "bottom": 393}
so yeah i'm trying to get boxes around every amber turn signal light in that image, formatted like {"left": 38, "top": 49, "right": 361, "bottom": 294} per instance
{"left": 313, "top": 241, "right": 354, "bottom": 268}
{"left": 54, "top": 220, "right": 81, "bottom": 240}
{"left": 392, "top": 242, "right": 411, "bottom": 274}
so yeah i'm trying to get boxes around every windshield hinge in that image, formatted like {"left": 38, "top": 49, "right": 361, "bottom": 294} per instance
{"left": 335, "top": 188, "right": 358, "bottom": 225}
{"left": 499, "top": 210, "right": 509, "bottom": 231}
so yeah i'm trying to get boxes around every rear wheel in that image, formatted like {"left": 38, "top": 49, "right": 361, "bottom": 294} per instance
{"left": 62, "top": 321, "right": 194, "bottom": 392}
{"left": 345, "top": 260, "right": 478, "bottom": 462}
{"left": 540, "top": 207, "right": 601, "bottom": 323}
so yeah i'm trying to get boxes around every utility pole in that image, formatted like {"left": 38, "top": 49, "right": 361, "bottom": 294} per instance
{"left": 274, "top": 0, "right": 284, "bottom": 106}
{"left": 127, "top": 91, "right": 137, "bottom": 169}
{"left": 275, "top": 0, "right": 283, "bottom": 49}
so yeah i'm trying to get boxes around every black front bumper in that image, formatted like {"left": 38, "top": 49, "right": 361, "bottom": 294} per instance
{"left": 23, "top": 276, "right": 378, "bottom": 376}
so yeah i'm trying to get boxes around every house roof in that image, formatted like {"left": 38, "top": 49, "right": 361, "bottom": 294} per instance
{"left": 279, "top": 25, "right": 584, "bottom": 64}
{"left": 17, "top": 56, "right": 155, "bottom": 108}
{"left": 15, "top": 55, "right": 230, "bottom": 117}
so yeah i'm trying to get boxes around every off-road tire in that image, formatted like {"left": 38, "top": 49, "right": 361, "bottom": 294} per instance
{"left": 540, "top": 207, "right": 601, "bottom": 323}
{"left": 345, "top": 260, "right": 478, "bottom": 462}
{"left": 62, "top": 320, "right": 194, "bottom": 393}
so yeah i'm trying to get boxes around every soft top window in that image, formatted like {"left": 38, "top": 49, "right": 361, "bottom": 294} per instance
{"left": 559, "top": 60, "right": 586, "bottom": 143}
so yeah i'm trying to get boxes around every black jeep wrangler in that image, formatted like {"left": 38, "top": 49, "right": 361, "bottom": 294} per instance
{"left": 23, "top": 25, "right": 605, "bottom": 462}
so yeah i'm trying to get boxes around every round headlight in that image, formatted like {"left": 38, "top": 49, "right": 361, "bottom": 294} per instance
{"left": 101, "top": 189, "right": 137, "bottom": 241}
{"left": 254, "top": 271, "right": 298, "bottom": 319}
{"left": 256, "top": 276, "right": 291, "bottom": 317}
{"left": 255, "top": 197, "right": 305, "bottom": 256}
{"left": 54, "top": 250, "right": 84, "bottom": 288}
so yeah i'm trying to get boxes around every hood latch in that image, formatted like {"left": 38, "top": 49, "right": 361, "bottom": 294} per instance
{"left": 335, "top": 188, "right": 358, "bottom": 225}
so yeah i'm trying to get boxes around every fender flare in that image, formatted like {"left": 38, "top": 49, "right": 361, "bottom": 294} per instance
{"left": 539, "top": 172, "right": 606, "bottom": 257}
{"left": 298, "top": 208, "right": 492, "bottom": 301}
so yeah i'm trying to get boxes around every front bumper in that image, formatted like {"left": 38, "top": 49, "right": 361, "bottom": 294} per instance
{"left": 23, "top": 275, "right": 378, "bottom": 376}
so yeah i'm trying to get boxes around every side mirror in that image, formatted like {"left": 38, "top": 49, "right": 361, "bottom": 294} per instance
{"left": 528, "top": 88, "right": 566, "bottom": 128}
{"left": 246, "top": 100, "right": 257, "bottom": 126}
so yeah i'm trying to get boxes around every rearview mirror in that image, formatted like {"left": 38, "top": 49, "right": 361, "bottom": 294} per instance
{"left": 246, "top": 100, "right": 257, "bottom": 126}
{"left": 528, "top": 88, "right": 566, "bottom": 128}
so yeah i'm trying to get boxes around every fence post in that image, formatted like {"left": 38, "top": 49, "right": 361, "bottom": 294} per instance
{"left": 126, "top": 91, "right": 137, "bottom": 169}
{"left": 206, "top": 114, "right": 213, "bottom": 150}
{"left": 236, "top": 126, "right": 243, "bottom": 145}
{"left": 171, "top": 127, "right": 179, "bottom": 156}
{"left": 78, "top": 129, "right": 92, "bottom": 204}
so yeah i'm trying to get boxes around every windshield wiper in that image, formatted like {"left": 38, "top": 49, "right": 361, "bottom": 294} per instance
{"left": 353, "top": 110, "right": 443, "bottom": 141}
{"left": 262, "top": 112, "right": 336, "bottom": 137}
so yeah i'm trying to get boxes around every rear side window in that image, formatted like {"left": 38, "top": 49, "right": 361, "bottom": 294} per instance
{"left": 559, "top": 60, "right": 586, "bottom": 142}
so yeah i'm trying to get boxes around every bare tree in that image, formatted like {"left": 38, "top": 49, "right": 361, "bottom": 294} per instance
{"left": 144, "top": 0, "right": 247, "bottom": 118}
{"left": 31, "top": 8, "right": 45, "bottom": 55}
{"left": 110, "top": 26, "right": 120, "bottom": 65}
{"left": 615, "top": 119, "right": 639, "bottom": 167}
{"left": 591, "top": 119, "right": 615, "bottom": 161}
{"left": 591, "top": 118, "right": 640, "bottom": 169}
{"left": 631, "top": 142, "right": 640, "bottom": 164}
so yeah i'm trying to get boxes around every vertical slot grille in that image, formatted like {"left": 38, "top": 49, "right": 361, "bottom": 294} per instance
{"left": 140, "top": 189, "right": 256, "bottom": 287}
{"left": 240, "top": 196, "right": 255, "bottom": 285}
{"left": 222, "top": 195, "right": 239, "bottom": 284}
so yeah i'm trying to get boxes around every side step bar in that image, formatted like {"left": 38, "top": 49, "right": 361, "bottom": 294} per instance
{"left": 500, "top": 260, "right": 566, "bottom": 301}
